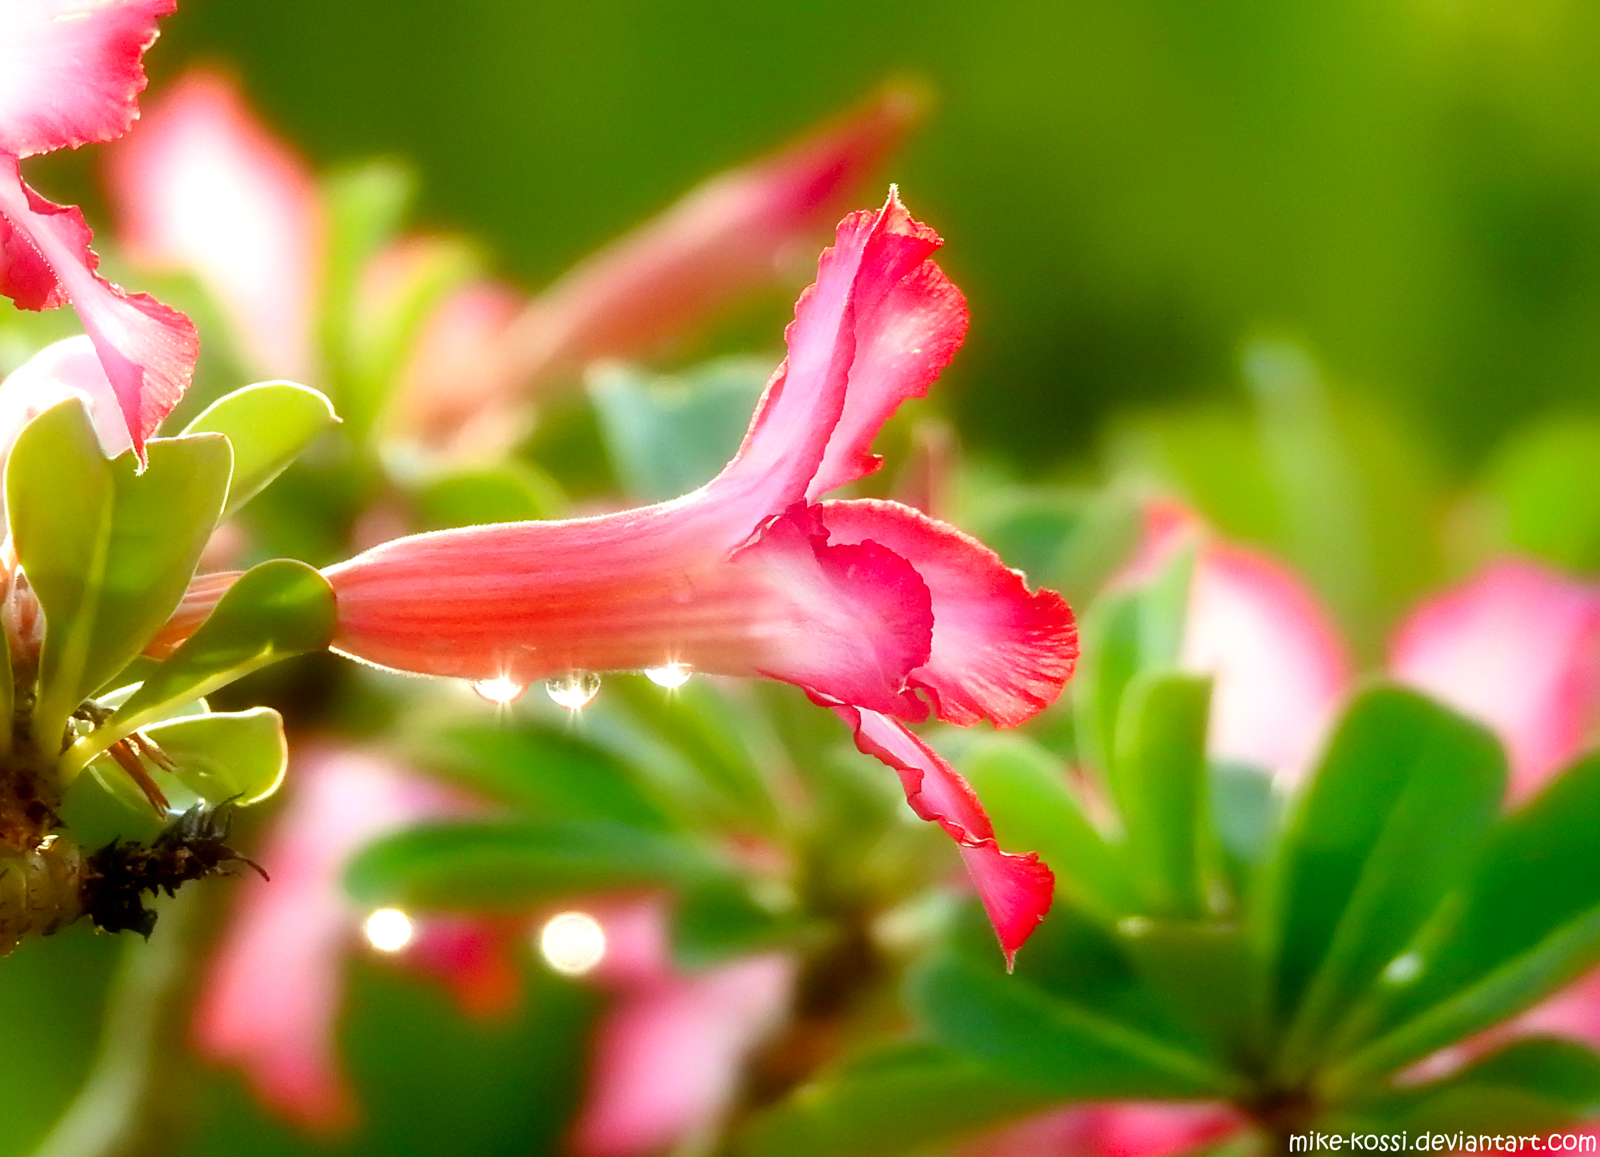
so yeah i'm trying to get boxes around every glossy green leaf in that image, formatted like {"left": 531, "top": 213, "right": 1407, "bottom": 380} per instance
{"left": 1071, "top": 544, "right": 1194, "bottom": 776}
{"left": 65, "top": 560, "right": 335, "bottom": 772}
{"left": 1269, "top": 686, "right": 1505, "bottom": 1080}
{"left": 1112, "top": 672, "right": 1212, "bottom": 917}
{"left": 1330, "top": 752, "right": 1600, "bottom": 1088}
{"left": 911, "top": 947, "right": 1244, "bottom": 1100}
{"left": 588, "top": 357, "right": 770, "bottom": 501}
{"left": 141, "top": 707, "right": 288, "bottom": 806}
{"left": 1346, "top": 1038, "right": 1600, "bottom": 1135}
{"left": 344, "top": 818, "right": 717, "bottom": 909}
{"left": 958, "top": 733, "right": 1135, "bottom": 921}
{"left": 182, "top": 382, "right": 339, "bottom": 516}
{"left": 1116, "top": 918, "right": 1268, "bottom": 1061}
{"left": 737, "top": 1042, "right": 1055, "bottom": 1157}
{"left": 8, "top": 401, "right": 231, "bottom": 748}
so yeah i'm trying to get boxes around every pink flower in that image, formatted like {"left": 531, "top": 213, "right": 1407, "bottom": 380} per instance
{"left": 958, "top": 1102, "right": 1246, "bottom": 1157}
{"left": 105, "top": 68, "right": 323, "bottom": 381}
{"left": 324, "top": 193, "right": 1076, "bottom": 964}
{"left": 192, "top": 744, "right": 508, "bottom": 1131}
{"left": 569, "top": 896, "right": 795, "bottom": 1157}
{"left": 0, "top": 0, "right": 197, "bottom": 458}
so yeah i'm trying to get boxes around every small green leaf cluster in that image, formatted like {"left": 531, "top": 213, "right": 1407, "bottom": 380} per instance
{"left": 0, "top": 383, "right": 338, "bottom": 943}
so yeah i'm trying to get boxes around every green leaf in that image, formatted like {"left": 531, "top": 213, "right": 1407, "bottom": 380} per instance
{"left": 957, "top": 733, "right": 1136, "bottom": 921}
{"left": 412, "top": 462, "right": 565, "bottom": 529}
{"left": 588, "top": 357, "right": 770, "bottom": 501}
{"left": 911, "top": 947, "right": 1244, "bottom": 1100}
{"left": 318, "top": 161, "right": 413, "bottom": 376}
{"left": 671, "top": 874, "right": 807, "bottom": 969}
{"left": 1329, "top": 752, "right": 1600, "bottom": 1089}
{"left": 344, "top": 818, "right": 718, "bottom": 909}
{"left": 1476, "top": 417, "right": 1600, "bottom": 573}
{"left": 1346, "top": 1038, "right": 1600, "bottom": 1134}
{"left": 343, "top": 237, "right": 476, "bottom": 442}
{"left": 65, "top": 560, "right": 335, "bottom": 772}
{"left": 182, "top": 382, "right": 339, "bottom": 516}
{"left": 407, "top": 722, "right": 670, "bottom": 829}
{"left": 1112, "top": 672, "right": 1212, "bottom": 917}
{"left": 8, "top": 401, "right": 231, "bottom": 748}
{"left": 141, "top": 708, "right": 288, "bottom": 806}
{"left": 1268, "top": 686, "right": 1506, "bottom": 1080}
{"left": 1071, "top": 544, "right": 1194, "bottom": 777}
{"left": 737, "top": 1042, "right": 1056, "bottom": 1157}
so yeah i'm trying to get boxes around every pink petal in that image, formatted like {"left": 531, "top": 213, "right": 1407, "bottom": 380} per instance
{"left": 144, "top": 569, "right": 242, "bottom": 658}
{"left": 818, "top": 499, "right": 1077, "bottom": 727}
{"left": 481, "top": 88, "right": 917, "bottom": 421}
{"left": 960, "top": 1102, "right": 1245, "bottom": 1157}
{"left": 387, "top": 271, "right": 524, "bottom": 449}
{"left": 1183, "top": 542, "right": 1352, "bottom": 784}
{"left": 0, "top": 0, "right": 173, "bottom": 159}
{"left": 0, "top": 335, "right": 134, "bottom": 459}
{"left": 326, "top": 196, "right": 966, "bottom": 707}
{"left": 1389, "top": 558, "right": 1600, "bottom": 803}
{"left": 193, "top": 745, "right": 464, "bottom": 1131}
{"left": 325, "top": 502, "right": 935, "bottom": 717}
{"left": 404, "top": 916, "right": 523, "bottom": 1020}
{"left": 571, "top": 899, "right": 795, "bottom": 1157}
{"left": 0, "top": 157, "right": 197, "bottom": 456}
{"left": 105, "top": 68, "right": 322, "bottom": 380}
{"left": 840, "top": 707, "right": 1055, "bottom": 967}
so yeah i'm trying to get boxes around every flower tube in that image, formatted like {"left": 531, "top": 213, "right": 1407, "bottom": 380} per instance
{"left": 325, "top": 193, "right": 1075, "bottom": 962}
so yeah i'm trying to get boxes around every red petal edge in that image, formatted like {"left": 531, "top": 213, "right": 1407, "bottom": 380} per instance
{"left": 0, "top": 158, "right": 197, "bottom": 457}
{"left": 820, "top": 499, "right": 1078, "bottom": 728}
{"left": 837, "top": 705, "right": 1054, "bottom": 968}
{"left": 0, "top": 0, "right": 175, "bottom": 158}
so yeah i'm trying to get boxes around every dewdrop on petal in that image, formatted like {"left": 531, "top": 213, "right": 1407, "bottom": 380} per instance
{"left": 546, "top": 671, "right": 601, "bottom": 710}
{"left": 472, "top": 675, "right": 527, "bottom": 704}
{"left": 364, "top": 908, "right": 415, "bottom": 953}
{"left": 644, "top": 662, "right": 692, "bottom": 688}
{"left": 539, "top": 911, "right": 607, "bottom": 976}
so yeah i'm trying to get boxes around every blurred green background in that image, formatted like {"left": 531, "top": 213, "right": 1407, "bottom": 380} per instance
{"left": 123, "top": 0, "right": 1600, "bottom": 471}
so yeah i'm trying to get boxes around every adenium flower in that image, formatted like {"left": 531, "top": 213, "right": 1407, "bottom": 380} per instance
{"left": 324, "top": 193, "right": 1077, "bottom": 963}
{"left": 194, "top": 744, "right": 517, "bottom": 1131}
{"left": 952, "top": 519, "right": 1600, "bottom": 1157}
{"left": 102, "top": 68, "right": 916, "bottom": 454}
{"left": 0, "top": 0, "right": 198, "bottom": 458}
{"left": 105, "top": 67, "right": 323, "bottom": 381}
{"left": 570, "top": 896, "right": 795, "bottom": 1157}
{"left": 1150, "top": 506, "right": 1600, "bottom": 797}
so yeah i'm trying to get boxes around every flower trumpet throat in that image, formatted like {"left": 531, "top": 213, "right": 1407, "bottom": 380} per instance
{"left": 325, "top": 192, "right": 1078, "bottom": 963}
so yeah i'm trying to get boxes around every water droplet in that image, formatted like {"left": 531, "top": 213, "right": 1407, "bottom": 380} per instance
{"left": 364, "top": 908, "right": 414, "bottom": 953}
{"left": 538, "top": 911, "right": 607, "bottom": 976}
{"left": 545, "top": 671, "right": 601, "bottom": 710}
{"left": 644, "top": 662, "right": 692, "bottom": 689}
{"left": 1382, "top": 951, "right": 1423, "bottom": 986}
{"left": 472, "top": 675, "right": 527, "bottom": 704}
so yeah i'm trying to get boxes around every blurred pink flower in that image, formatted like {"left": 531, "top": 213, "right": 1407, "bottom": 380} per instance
{"left": 570, "top": 896, "right": 795, "bottom": 1157}
{"left": 958, "top": 1101, "right": 1246, "bottom": 1157}
{"left": 99, "top": 68, "right": 916, "bottom": 453}
{"left": 193, "top": 744, "right": 513, "bottom": 1131}
{"left": 956, "top": 520, "right": 1600, "bottom": 1157}
{"left": 0, "top": 0, "right": 198, "bottom": 458}
{"left": 106, "top": 68, "right": 323, "bottom": 381}
{"left": 1140, "top": 507, "right": 1600, "bottom": 792}
{"left": 325, "top": 193, "right": 1074, "bottom": 964}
